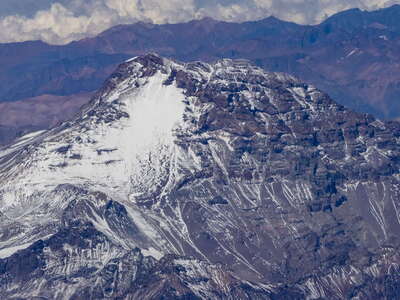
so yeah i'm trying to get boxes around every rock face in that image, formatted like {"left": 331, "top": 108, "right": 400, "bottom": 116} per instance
{"left": 0, "top": 54, "right": 400, "bottom": 299}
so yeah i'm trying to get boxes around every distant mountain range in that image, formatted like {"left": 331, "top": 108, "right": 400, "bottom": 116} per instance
{"left": 1, "top": 5, "right": 400, "bottom": 144}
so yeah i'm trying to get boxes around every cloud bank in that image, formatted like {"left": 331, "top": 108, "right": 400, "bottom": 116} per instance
{"left": 0, "top": 0, "right": 398, "bottom": 45}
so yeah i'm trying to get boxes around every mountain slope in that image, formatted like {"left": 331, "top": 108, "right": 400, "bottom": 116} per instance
{"left": 0, "top": 54, "right": 400, "bottom": 299}
{"left": 3, "top": 5, "right": 400, "bottom": 145}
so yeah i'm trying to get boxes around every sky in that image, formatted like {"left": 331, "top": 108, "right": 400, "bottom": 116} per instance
{"left": 0, "top": 0, "right": 399, "bottom": 45}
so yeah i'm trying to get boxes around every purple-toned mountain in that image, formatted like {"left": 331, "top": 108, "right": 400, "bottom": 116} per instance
{"left": 1, "top": 5, "right": 400, "bottom": 144}
{"left": 1, "top": 53, "right": 400, "bottom": 299}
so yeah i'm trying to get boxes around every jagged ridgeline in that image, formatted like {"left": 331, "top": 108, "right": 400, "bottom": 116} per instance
{"left": 0, "top": 54, "right": 399, "bottom": 299}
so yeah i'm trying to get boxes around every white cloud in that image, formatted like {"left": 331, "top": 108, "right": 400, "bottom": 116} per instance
{"left": 0, "top": 0, "right": 398, "bottom": 45}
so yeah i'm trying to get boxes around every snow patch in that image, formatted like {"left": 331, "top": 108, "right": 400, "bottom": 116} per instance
{"left": 121, "top": 72, "right": 185, "bottom": 159}
{"left": 141, "top": 247, "right": 164, "bottom": 260}
{"left": 346, "top": 49, "right": 358, "bottom": 58}
{"left": 0, "top": 242, "right": 34, "bottom": 259}
{"left": 125, "top": 56, "right": 138, "bottom": 63}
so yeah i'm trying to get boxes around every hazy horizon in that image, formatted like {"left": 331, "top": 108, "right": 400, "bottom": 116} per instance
{"left": 0, "top": 0, "right": 399, "bottom": 45}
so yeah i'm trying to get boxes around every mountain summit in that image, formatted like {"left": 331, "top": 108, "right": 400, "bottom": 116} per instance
{"left": 4, "top": 5, "right": 400, "bottom": 146}
{"left": 0, "top": 54, "right": 399, "bottom": 299}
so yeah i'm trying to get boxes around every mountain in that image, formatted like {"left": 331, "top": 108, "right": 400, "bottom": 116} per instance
{"left": 2, "top": 5, "right": 400, "bottom": 145}
{"left": 0, "top": 53, "right": 400, "bottom": 299}
{"left": 0, "top": 92, "right": 92, "bottom": 146}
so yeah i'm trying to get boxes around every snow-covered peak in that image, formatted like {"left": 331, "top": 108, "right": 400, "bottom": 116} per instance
{"left": 0, "top": 53, "right": 319, "bottom": 258}
{"left": 0, "top": 54, "right": 335, "bottom": 213}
